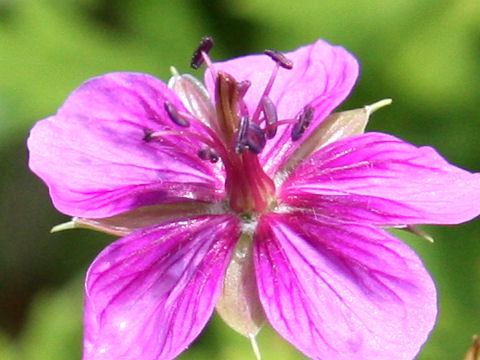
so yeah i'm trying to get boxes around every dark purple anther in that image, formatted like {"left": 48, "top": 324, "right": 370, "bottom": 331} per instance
{"left": 291, "top": 105, "right": 314, "bottom": 141}
{"left": 264, "top": 49, "right": 293, "bottom": 69}
{"left": 191, "top": 36, "right": 214, "bottom": 69}
{"left": 261, "top": 96, "right": 278, "bottom": 139}
{"left": 143, "top": 128, "right": 154, "bottom": 142}
{"left": 236, "top": 117, "right": 266, "bottom": 154}
{"left": 246, "top": 120, "right": 267, "bottom": 154}
{"left": 236, "top": 80, "right": 251, "bottom": 98}
{"left": 164, "top": 101, "right": 190, "bottom": 127}
{"left": 198, "top": 146, "right": 219, "bottom": 163}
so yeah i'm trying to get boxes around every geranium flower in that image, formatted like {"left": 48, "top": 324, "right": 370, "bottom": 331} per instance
{"left": 27, "top": 38, "right": 480, "bottom": 360}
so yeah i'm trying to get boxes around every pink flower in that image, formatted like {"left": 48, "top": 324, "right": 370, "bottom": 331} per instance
{"left": 27, "top": 38, "right": 480, "bottom": 360}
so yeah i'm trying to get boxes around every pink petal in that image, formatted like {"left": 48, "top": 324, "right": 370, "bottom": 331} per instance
{"left": 206, "top": 39, "right": 359, "bottom": 175}
{"left": 280, "top": 132, "right": 480, "bottom": 225}
{"left": 84, "top": 214, "right": 240, "bottom": 360}
{"left": 27, "top": 73, "right": 224, "bottom": 218}
{"left": 254, "top": 212, "right": 437, "bottom": 360}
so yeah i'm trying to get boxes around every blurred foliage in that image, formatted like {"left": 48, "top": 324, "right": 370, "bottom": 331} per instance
{"left": 0, "top": 0, "right": 479, "bottom": 359}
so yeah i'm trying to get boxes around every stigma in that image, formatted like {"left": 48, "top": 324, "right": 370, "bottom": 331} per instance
{"left": 163, "top": 37, "right": 315, "bottom": 215}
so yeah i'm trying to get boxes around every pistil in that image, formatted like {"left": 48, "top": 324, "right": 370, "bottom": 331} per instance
{"left": 214, "top": 72, "right": 275, "bottom": 214}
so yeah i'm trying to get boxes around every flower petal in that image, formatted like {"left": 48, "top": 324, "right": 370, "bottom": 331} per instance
{"left": 84, "top": 214, "right": 240, "bottom": 360}
{"left": 280, "top": 132, "right": 480, "bottom": 225}
{"left": 27, "top": 72, "right": 224, "bottom": 218}
{"left": 254, "top": 212, "right": 436, "bottom": 360}
{"left": 206, "top": 39, "right": 359, "bottom": 174}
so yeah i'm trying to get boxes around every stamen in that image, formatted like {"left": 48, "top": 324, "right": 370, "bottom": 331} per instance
{"left": 143, "top": 128, "right": 154, "bottom": 142}
{"left": 236, "top": 117, "right": 266, "bottom": 154}
{"left": 198, "top": 146, "right": 220, "bottom": 163}
{"left": 261, "top": 96, "right": 278, "bottom": 139}
{"left": 191, "top": 36, "right": 214, "bottom": 69}
{"left": 264, "top": 49, "right": 293, "bottom": 69}
{"left": 164, "top": 101, "right": 190, "bottom": 127}
{"left": 236, "top": 80, "right": 251, "bottom": 118}
{"left": 291, "top": 105, "right": 314, "bottom": 141}
{"left": 236, "top": 80, "right": 251, "bottom": 97}
{"left": 251, "top": 50, "right": 293, "bottom": 123}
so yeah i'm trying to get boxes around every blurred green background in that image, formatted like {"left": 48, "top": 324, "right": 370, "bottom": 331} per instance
{"left": 1, "top": 0, "right": 479, "bottom": 359}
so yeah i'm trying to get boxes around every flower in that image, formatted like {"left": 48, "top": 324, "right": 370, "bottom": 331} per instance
{"left": 27, "top": 38, "right": 480, "bottom": 360}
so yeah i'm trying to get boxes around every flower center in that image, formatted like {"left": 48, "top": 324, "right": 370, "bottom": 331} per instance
{"left": 161, "top": 37, "right": 314, "bottom": 216}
